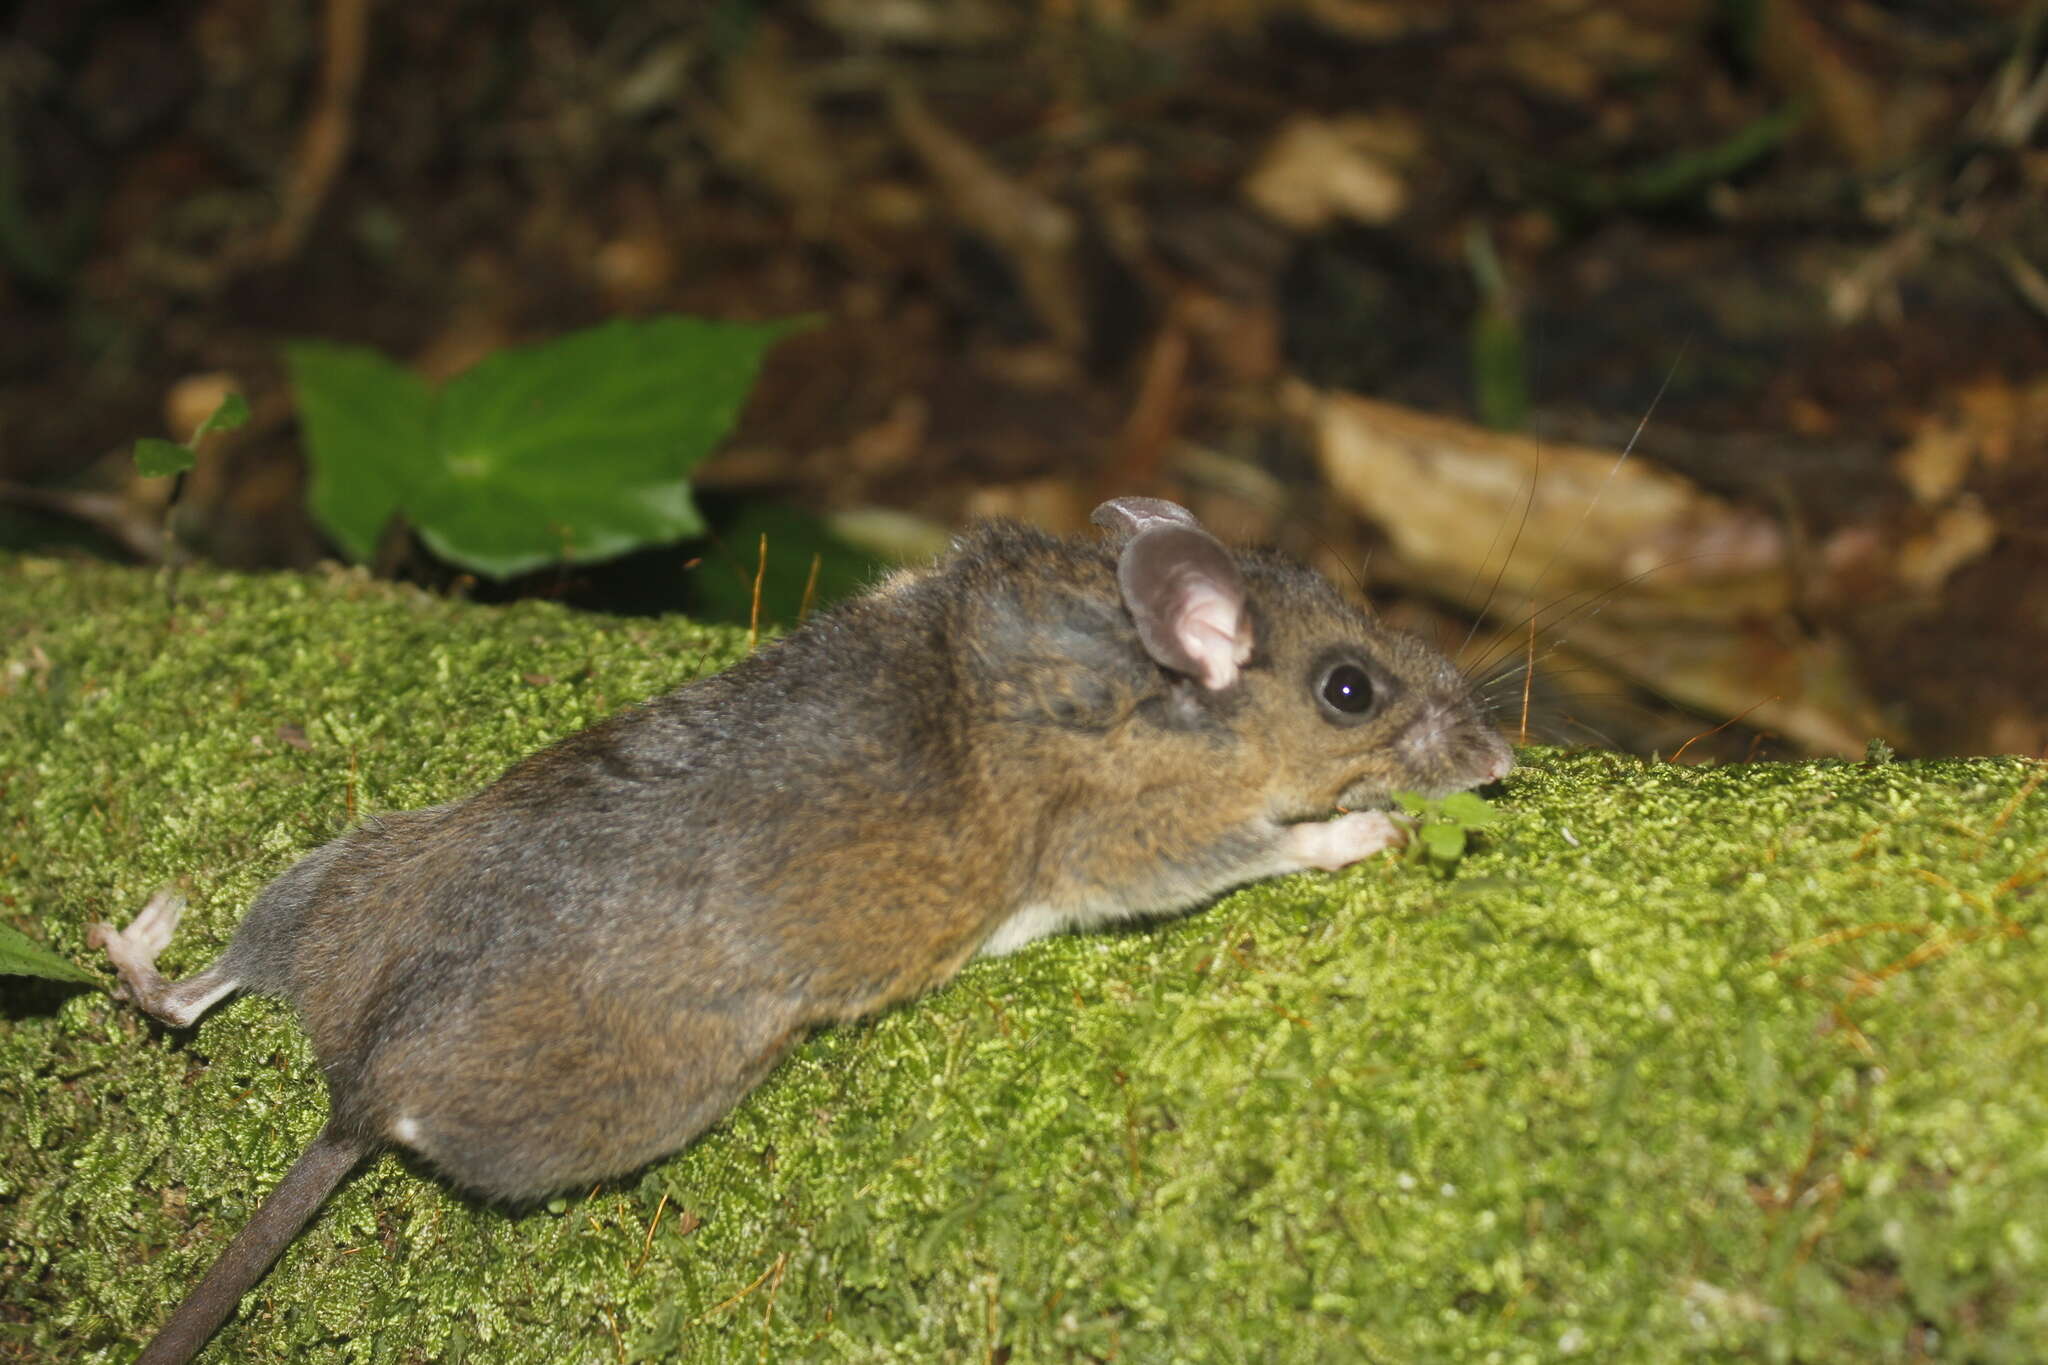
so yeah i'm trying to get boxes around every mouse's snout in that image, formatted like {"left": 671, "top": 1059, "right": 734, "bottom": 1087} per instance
{"left": 1398, "top": 697, "right": 1515, "bottom": 794}
{"left": 1476, "top": 731, "right": 1515, "bottom": 784}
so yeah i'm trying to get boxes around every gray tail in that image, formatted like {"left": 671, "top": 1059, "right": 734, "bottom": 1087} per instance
{"left": 133, "top": 1125, "right": 368, "bottom": 1365}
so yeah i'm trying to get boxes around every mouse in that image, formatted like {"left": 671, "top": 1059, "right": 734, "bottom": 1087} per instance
{"left": 88, "top": 495, "right": 1513, "bottom": 1364}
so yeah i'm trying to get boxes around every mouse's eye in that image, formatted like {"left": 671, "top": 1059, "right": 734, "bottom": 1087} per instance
{"left": 1319, "top": 662, "right": 1377, "bottom": 718}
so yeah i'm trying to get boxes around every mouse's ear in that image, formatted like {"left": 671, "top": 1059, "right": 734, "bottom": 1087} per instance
{"left": 1090, "top": 496, "right": 1203, "bottom": 546}
{"left": 1093, "top": 500, "right": 1253, "bottom": 691}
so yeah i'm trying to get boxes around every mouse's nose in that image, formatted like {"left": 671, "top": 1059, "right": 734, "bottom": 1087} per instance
{"left": 1479, "top": 734, "right": 1515, "bottom": 784}
{"left": 1482, "top": 740, "right": 1515, "bottom": 785}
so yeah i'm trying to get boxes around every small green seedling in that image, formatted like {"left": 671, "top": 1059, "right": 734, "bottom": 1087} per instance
{"left": 133, "top": 391, "right": 250, "bottom": 478}
{"left": 1392, "top": 789, "right": 1501, "bottom": 873}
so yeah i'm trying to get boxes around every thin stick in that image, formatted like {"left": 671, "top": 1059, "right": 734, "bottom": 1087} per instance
{"left": 1770, "top": 921, "right": 1931, "bottom": 963}
{"left": 267, "top": 0, "right": 369, "bottom": 261}
{"left": 1670, "top": 694, "right": 1778, "bottom": 765}
{"left": 797, "top": 552, "right": 823, "bottom": 623}
{"left": 700, "top": 1255, "right": 781, "bottom": 1320}
{"left": 747, "top": 533, "right": 768, "bottom": 653}
{"left": 633, "top": 1191, "right": 669, "bottom": 1275}
{"left": 1987, "top": 761, "right": 2047, "bottom": 837}
{"left": 1518, "top": 614, "right": 1536, "bottom": 744}
{"left": 756, "top": 1252, "right": 790, "bottom": 1361}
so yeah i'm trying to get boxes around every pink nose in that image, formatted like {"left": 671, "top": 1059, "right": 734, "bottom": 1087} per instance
{"left": 1483, "top": 744, "right": 1515, "bottom": 784}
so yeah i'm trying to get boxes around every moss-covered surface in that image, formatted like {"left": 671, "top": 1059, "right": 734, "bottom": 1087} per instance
{"left": 2, "top": 556, "right": 2044, "bottom": 1364}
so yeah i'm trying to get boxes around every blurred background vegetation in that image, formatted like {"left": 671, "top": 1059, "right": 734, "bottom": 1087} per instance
{"left": 0, "top": 0, "right": 2042, "bottom": 759}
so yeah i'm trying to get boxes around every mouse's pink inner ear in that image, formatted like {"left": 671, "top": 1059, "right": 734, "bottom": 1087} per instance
{"left": 1115, "top": 524, "right": 1254, "bottom": 691}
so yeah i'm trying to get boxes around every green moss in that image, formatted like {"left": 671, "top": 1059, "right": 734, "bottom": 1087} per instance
{"left": 3, "top": 556, "right": 2044, "bottom": 1363}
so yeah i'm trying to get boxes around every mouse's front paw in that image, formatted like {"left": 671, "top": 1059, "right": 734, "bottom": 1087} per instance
{"left": 1281, "top": 811, "right": 1407, "bottom": 872}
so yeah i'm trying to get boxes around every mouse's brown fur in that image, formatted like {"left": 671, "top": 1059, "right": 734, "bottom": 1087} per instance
{"left": 92, "top": 500, "right": 1511, "bottom": 1363}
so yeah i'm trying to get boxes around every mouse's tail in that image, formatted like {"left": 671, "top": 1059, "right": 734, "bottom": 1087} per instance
{"left": 133, "top": 1124, "right": 369, "bottom": 1365}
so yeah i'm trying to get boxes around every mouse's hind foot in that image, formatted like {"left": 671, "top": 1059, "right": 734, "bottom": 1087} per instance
{"left": 88, "top": 888, "right": 238, "bottom": 1029}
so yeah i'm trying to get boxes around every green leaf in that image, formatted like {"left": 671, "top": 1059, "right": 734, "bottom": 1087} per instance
{"left": 427, "top": 317, "right": 801, "bottom": 576}
{"left": 192, "top": 391, "right": 251, "bottom": 441}
{"left": 1419, "top": 823, "right": 1468, "bottom": 861}
{"left": 1464, "top": 226, "right": 1526, "bottom": 432}
{"left": 1392, "top": 791, "right": 1432, "bottom": 816}
{"left": 1551, "top": 103, "right": 1805, "bottom": 214}
{"left": 290, "top": 342, "right": 437, "bottom": 562}
{"left": 293, "top": 317, "right": 806, "bottom": 578}
{"left": 1470, "top": 306, "right": 1527, "bottom": 432}
{"left": 1616, "top": 103, "right": 1803, "bottom": 206}
{"left": 133, "top": 438, "right": 195, "bottom": 478}
{"left": 1439, "top": 791, "right": 1499, "bottom": 826}
{"left": 0, "top": 922, "right": 98, "bottom": 982}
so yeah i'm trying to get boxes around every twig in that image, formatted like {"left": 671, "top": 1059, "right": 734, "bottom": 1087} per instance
{"left": 267, "top": 0, "right": 371, "bottom": 261}
{"left": 632, "top": 1191, "right": 669, "bottom": 1275}
{"left": 797, "top": 552, "right": 822, "bottom": 623}
{"left": 0, "top": 482, "right": 165, "bottom": 561}
{"left": 1669, "top": 695, "right": 1779, "bottom": 765}
{"left": 1518, "top": 615, "right": 1535, "bottom": 744}
{"left": 747, "top": 532, "right": 768, "bottom": 652}
{"left": 699, "top": 1252, "right": 784, "bottom": 1322}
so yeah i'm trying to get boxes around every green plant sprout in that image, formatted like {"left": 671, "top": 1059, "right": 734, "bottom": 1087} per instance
{"left": 1392, "top": 788, "right": 1501, "bottom": 872}
{"left": 132, "top": 391, "right": 250, "bottom": 478}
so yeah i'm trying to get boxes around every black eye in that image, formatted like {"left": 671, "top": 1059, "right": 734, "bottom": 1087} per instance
{"left": 1320, "top": 663, "right": 1376, "bottom": 716}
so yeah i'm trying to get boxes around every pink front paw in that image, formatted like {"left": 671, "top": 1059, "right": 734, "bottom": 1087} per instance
{"left": 1282, "top": 811, "right": 1407, "bottom": 872}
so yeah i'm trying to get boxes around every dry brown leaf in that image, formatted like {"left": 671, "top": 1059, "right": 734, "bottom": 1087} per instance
{"left": 1885, "top": 377, "right": 2028, "bottom": 595}
{"left": 809, "top": 0, "right": 1014, "bottom": 46}
{"left": 846, "top": 394, "right": 930, "bottom": 477}
{"left": 1298, "top": 388, "right": 1789, "bottom": 616}
{"left": 1759, "top": 0, "right": 1891, "bottom": 171}
{"left": 1897, "top": 500, "right": 2000, "bottom": 594}
{"left": 1293, "top": 385, "right": 1892, "bottom": 755}
{"left": 1297, "top": 0, "right": 1418, "bottom": 42}
{"left": 1895, "top": 413, "right": 1978, "bottom": 507}
{"left": 1242, "top": 114, "right": 1417, "bottom": 232}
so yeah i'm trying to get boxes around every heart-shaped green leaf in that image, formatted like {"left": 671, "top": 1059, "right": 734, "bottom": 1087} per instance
{"left": 290, "top": 342, "right": 436, "bottom": 562}
{"left": 292, "top": 317, "right": 805, "bottom": 578}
